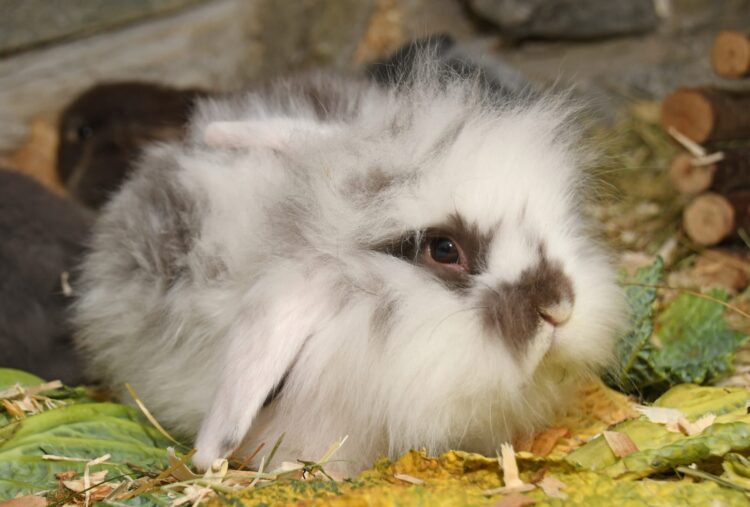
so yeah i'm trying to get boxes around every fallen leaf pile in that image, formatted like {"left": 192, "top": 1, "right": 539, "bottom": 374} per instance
{"left": 2, "top": 368, "right": 750, "bottom": 506}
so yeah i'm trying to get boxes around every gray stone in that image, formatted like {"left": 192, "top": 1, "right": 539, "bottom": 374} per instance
{"left": 255, "top": 0, "right": 377, "bottom": 76}
{"left": 478, "top": 0, "right": 750, "bottom": 123}
{"left": 0, "top": 0, "right": 265, "bottom": 152}
{"left": 467, "top": 0, "right": 659, "bottom": 40}
{"left": 0, "top": 0, "right": 207, "bottom": 56}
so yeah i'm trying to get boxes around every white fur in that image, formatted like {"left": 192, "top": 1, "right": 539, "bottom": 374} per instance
{"left": 74, "top": 59, "right": 626, "bottom": 475}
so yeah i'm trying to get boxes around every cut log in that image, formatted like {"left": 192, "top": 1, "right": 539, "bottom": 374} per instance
{"left": 683, "top": 191, "right": 750, "bottom": 246}
{"left": 660, "top": 87, "right": 750, "bottom": 143}
{"left": 669, "top": 152, "right": 714, "bottom": 194}
{"left": 712, "top": 31, "right": 750, "bottom": 78}
{"left": 669, "top": 148, "right": 750, "bottom": 194}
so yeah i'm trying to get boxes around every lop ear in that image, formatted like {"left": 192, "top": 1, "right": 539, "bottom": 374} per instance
{"left": 192, "top": 268, "right": 333, "bottom": 471}
{"left": 203, "top": 119, "right": 340, "bottom": 149}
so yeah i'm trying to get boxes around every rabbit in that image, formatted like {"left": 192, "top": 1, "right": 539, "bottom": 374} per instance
{"left": 0, "top": 169, "right": 93, "bottom": 385}
{"left": 73, "top": 53, "right": 625, "bottom": 475}
{"left": 57, "top": 82, "right": 207, "bottom": 209}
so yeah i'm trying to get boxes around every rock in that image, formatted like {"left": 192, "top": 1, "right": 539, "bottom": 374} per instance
{"left": 467, "top": 0, "right": 659, "bottom": 41}
{"left": 0, "top": 0, "right": 206, "bottom": 56}
{"left": 255, "top": 0, "right": 378, "bottom": 75}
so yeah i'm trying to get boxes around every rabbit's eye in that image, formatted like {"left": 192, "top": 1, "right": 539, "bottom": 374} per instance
{"left": 77, "top": 125, "right": 94, "bottom": 140}
{"left": 422, "top": 235, "right": 469, "bottom": 275}
{"left": 66, "top": 124, "right": 94, "bottom": 144}
{"left": 429, "top": 237, "right": 460, "bottom": 264}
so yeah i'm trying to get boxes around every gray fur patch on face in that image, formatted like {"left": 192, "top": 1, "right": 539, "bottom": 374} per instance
{"left": 345, "top": 167, "right": 419, "bottom": 206}
{"left": 370, "top": 294, "right": 400, "bottom": 339}
{"left": 197, "top": 255, "right": 229, "bottom": 281}
{"left": 352, "top": 168, "right": 399, "bottom": 196}
{"left": 481, "top": 246, "right": 575, "bottom": 355}
{"left": 427, "top": 119, "right": 466, "bottom": 160}
{"left": 388, "top": 108, "right": 414, "bottom": 137}
{"left": 376, "top": 213, "right": 494, "bottom": 292}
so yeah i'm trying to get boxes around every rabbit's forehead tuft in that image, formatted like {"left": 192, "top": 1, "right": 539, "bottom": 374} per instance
{"left": 389, "top": 122, "right": 577, "bottom": 235}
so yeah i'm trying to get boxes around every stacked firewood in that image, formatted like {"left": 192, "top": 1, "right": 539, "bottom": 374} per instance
{"left": 661, "top": 30, "right": 750, "bottom": 247}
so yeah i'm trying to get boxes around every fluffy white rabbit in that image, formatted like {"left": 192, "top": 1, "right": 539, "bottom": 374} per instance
{"left": 74, "top": 53, "right": 625, "bottom": 475}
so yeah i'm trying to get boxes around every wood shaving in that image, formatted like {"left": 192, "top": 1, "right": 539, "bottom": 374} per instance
{"left": 500, "top": 443, "right": 525, "bottom": 489}
{"left": 0, "top": 496, "right": 47, "bottom": 507}
{"left": 1, "top": 399, "right": 24, "bottom": 418}
{"left": 666, "top": 414, "right": 717, "bottom": 436}
{"left": 393, "top": 473, "right": 424, "bottom": 485}
{"left": 484, "top": 444, "right": 535, "bottom": 495}
{"left": 167, "top": 447, "right": 199, "bottom": 481}
{"left": 603, "top": 431, "right": 639, "bottom": 458}
{"left": 0, "top": 381, "right": 66, "bottom": 419}
{"left": 635, "top": 405, "right": 685, "bottom": 424}
{"left": 83, "top": 454, "right": 111, "bottom": 507}
{"left": 62, "top": 470, "right": 108, "bottom": 493}
{"left": 170, "top": 485, "right": 212, "bottom": 506}
{"left": 537, "top": 475, "right": 568, "bottom": 499}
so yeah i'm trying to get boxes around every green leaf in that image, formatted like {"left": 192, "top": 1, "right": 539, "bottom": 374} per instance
{"left": 0, "top": 369, "right": 46, "bottom": 390}
{"left": 653, "top": 290, "right": 749, "bottom": 385}
{"left": 567, "top": 384, "right": 750, "bottom": 477}
{"left": 605, "top": 259, "right": 749, "bottom": 399}
{"left": 653, "top": 383, "right": 750, "bottom": 418}
{"left": 605, "top": 257, "right": 667, "bottom": 395}
{"left": 722, "top": 453, "right": 750, "bottom": 490}
{"left": 605, "top": 421, "right": 750, "bottom": 479}
{"left": 0, "top": 378, "right": 174, "bottom": 500}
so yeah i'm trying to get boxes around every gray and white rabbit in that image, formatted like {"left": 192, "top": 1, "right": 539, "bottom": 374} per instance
{"left": 73, "top": 54, "right": 625, "bottom": 474}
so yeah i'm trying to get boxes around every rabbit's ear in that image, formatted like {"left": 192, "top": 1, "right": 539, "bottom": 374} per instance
{"left": 203, "top": 119, "right": 340, "bottom": 150}
{"left": 192, "top": 270, "right": 332, "bottom": 471}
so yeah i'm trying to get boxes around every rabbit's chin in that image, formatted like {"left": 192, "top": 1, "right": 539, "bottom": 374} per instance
{"left": 231, "top": 361, "right": 583, "bottom": 477}
{"left": 220, "top": 315, "right": 593, "bottom": 477}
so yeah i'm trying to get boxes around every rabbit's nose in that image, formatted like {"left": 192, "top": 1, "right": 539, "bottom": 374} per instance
{"left": 538, "top": 299, "right": 573, "bottom": 327}
{"left": 480, "top": 249, "right": 575, "bottom": 355}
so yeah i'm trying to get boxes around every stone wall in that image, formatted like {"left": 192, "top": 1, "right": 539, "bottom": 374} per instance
{"left": 0, "top": 0, "right": 473, "bottom": 156}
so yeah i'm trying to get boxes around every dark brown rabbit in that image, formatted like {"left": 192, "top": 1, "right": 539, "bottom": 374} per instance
{"left": 0, "top": 169, "right": 93, "bottom": 384}
{"left": 57, "top": 82, "right": 207, "bottom": 209}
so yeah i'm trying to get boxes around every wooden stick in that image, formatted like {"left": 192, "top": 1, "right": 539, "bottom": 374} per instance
{"left": 661, "top": 87, "right": 750, "bottom": 143}
{"left": 669, "top": 148, "right": 750, "bottom": 194}
{"left": 712, "top": 31, "right": 750, "bottom": 78}
{"left": 683, "top": 191, "right": 750, "bottom": 246}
